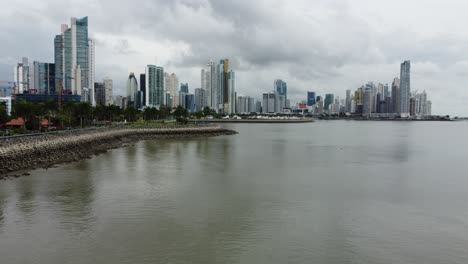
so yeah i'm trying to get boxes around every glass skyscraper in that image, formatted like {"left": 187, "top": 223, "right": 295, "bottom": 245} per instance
{"left": 399, "top": 60, "right": 411, "bottom": 115}
{"left": 56, "top": 17, "right": 89, "bottom": 96}
{"left": 307, "top": 91, "right": 316, "bottom": 106}
{"left": 145, "top": 65, "right": 164, "bottom": 107}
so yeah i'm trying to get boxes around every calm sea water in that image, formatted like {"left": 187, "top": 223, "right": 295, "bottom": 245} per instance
{"left": 1, "top": 121, "right": 468, "bottom": 264}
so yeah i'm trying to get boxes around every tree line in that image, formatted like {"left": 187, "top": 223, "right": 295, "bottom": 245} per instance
{"left": 0, "top": 100, "right": 221, "bottom": 131}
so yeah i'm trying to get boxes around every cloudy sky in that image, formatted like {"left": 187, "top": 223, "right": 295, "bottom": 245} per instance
{"left": 1, "top": 0, "right": 468, "bottom": 115}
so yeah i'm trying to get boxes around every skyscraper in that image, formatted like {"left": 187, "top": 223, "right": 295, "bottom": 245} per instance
{"left": 139, "top": 74, "right": 146, "bottom": 107}
{"left": 324, "top": 94, "right": 334, "bottom": 113}
{"left": 345, "top": 89, "right": 351, "bottom": 113}
{"left": 227, "top": 70, "right": 236, "bottom": 114}
{"left": 399, "top": 60, "right": 411, "bottom": 116}
{"left": 275, "top": 79, "right": 287, "bottom": 100}
{"left": 13, "top": 57, "right": 30, "bottom": 94}
{"left": 221, "top": 58, "right": 229, "bottom": 112}
{"left": 32, "top": 61, "right": 55, "bottom": 94}
{"left": 88, "top": 38, "right": 95, "bottom": 106}
{"left": 194, "top": 88, "right": 206, "bottom": 112}
{"left": 307, "top": 91, "right": 316, "bottom": 106}
{"left": 363, "top": 87, "right": 372, "bottom": 115}
{"left": 94, "top": 82, "right": 105, "bottom": 105}
{"left": 145, "top": 65, "right": 164, "bottom": 107}
{"left": 262, "top": 93, "right": 277, "bottom": 113}
{"left": 126, "top": 73, "right": 138, "bottom": 104}
{"left": 64, "top": 17, "right": 89, "bottom": 95}
{"left": 103, "top": 77, "right": 113, "bottom": 105}
{"left": 180, "top": 83, "right": 189, "bottom": 93}
{"left": 391, "top": 77, "right": 400, "bottom": 113}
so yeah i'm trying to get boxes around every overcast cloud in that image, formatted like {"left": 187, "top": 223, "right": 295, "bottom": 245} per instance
{"left": 1, "top": 0, "right": 468, "bottom": 115}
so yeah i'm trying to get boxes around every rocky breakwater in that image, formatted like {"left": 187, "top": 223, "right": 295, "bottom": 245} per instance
{"left": 0, "top": 125, "right": 237, "bottom": 179}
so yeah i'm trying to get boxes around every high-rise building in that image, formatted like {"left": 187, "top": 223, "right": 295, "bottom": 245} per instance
{"left": 145, "top": 65, "right": 164, "bottom": 107}
{"left": 206, "top": 61, "right": 217, "bottom": 110}
{"left": 426, "top": 100, "right": 432, "bottom": 115}
{"left": 185, "top": 94, "right": 195, "bottom": 113}
{"left": 391, "top": 77, "right": 400, "bottom": 113}
{"left": 409, "top": 97, "right": 416, "bottom": 116}
{"left": 180, "top": 83, "right": 189, "bottom": 93}
{"left": 324, "top": 94, "right": 334, "bottom": 113}
{"left": 237, "top": 96, "right": 248, "bottom": 113}
{"left": 221, "top": 59, "right": 229, "bottom": 112}
{"left": 126, "top": 73, "right": 138, "bottom": 104}
{"left": 32, "top": 61, "right": 55, "bottom": 94}
{"left": 139, "top": 74, "right": 146, "bottom": 107}
{"left": 13, "top": 57, "right": 30, "bottom": 94}
{"left": 255, "top": 100, "right": 262, "bottom": 113}
{"left": 345, "top": 90, "right": 351, "bottom": 113}
{"left": 194, "top": 88, "right": 206, "bottom": 112}
{"left": 103, "top": 77, "right": 113, "bottom": 105}
{"left": 88, "top": 38, "right": 95, "bottom": 106}
{"left": 94, "top": 82, "right": 105, "bottom": 105}
{"left": 400, "top": 60, "right": 411, "bottom": 116}
{"left": 227, "top": 70, "right": 236, "bottom": 114}
{"left": 247, "top": 97, "right": 255, "bottom": 113}
{"left": 307, "top": 91, "right": 316, "bottom": 106}
{"left": 275, "top": 79, "right": 287, "bottom": 102}
{"left": 262, "top": 93, "right": 277, "bottom": 113}
{"left": 58, "top": 17, "right": 89, "bottom": 96}
{"left": 363, "top": 87, "right": 372, "bottom": 115}
{"left": 354, "top": 87, "right": 364, "bottom": 114}
{"left": 54, "top": 33, "right": 64, "bottom": 94}
{"left": 179, "top": 91, "right": 187, "bottom": 108}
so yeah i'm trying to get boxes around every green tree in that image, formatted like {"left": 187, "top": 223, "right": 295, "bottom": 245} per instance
{"left": 61, "top": 100, "right": 77, "bottom": 127}
{"left": 124, "top": 105, "right": 139, "bottom": 122}
{"left": 14, "top": 100, "right": 36, "bottom": 129}
{"left": 76, "top": 102, "right": 92, "bottom": 128}
{"left": 0, "top": 103, "right": 11, "bottom": 125}
{"left": 174, "top": 105, "right": 188, "bottom": 118}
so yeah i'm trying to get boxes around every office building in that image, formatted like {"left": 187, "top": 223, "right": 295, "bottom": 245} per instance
{"left": 185, "top": 94, "right": 195, "bottom": 113}
{"left": 262, "top": 93, "right": 277, "bottom": 113}
{"left": 103, "top": 77, "right": 113, "bottom": 105}
{"left": 275, "top": 79, "right": 287, "bottom": 102}
{"left": 56, "top": 17, "right": 90, "bottom": 96}
{"left": 345, "top": 89, "right": 351, "bottom": 113}
{"left": 227, "top": 70, "right": 236, "bottom": 114}
{"left": 194, "top": 88, "right": 206, "bottom": 112}
{"left": 363, "top": 87, "right": 372, "bottom": 114}
{"left": 180, "top": 83, "right": 189, "bottom": 93}
{"left": 94, "top": 82, "right": 105, "bottom": 106}
{"left": 391, "top": 77, "right": 400, "bottom": 113}
{"left": 255, "top": 101, "right": 262, "bottom": 113}
{"left": 88, "top": 38, "right": 95, "bottom": 106}
{"left": 307, "top": 91, "right": 316, "bottom": 106}
{"left": 13, "top": 57, "right": 30, "bottom": 94}
{"left": 324, "top": 94, "right": 334, "bottom": 113}
{"left": 139, "top": 74, "right": 146, "bottom": 107}
{"left": 32, "top": 61, "right": 55, "bottom": 94}
{"left": 145, "top": 65, "right": 164, "bottom": 107}
{"left": 126, "top": 73, "right": 138, "bottom": 104}
{"left": 400, "top": 60, "right": 411, "bottom": 116}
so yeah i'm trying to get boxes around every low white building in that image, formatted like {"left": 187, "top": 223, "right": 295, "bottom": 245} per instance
{"left": 0, "top": 97, "right": 12, "bottom": 115}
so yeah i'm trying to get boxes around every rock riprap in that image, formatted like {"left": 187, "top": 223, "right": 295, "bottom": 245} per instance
{"left": 0, "top": 125, "right": 237, "bottom": 176}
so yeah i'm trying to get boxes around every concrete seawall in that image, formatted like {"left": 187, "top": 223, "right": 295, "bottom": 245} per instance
{"left": 0, "top": 125, "right": 237, "bottom": 178}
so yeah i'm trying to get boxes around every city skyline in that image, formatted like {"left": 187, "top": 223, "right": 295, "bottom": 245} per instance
{"left": 1, "top": 1, "right": 468, "bottom": 115}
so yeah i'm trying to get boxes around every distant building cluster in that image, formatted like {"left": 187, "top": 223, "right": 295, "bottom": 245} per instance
{"left": 3, "top": 16, "right": 435, "bottom": 118}
{"left": 9, "top": 17, "right": 106, "bottom": 106}
{"left": 299, "top": 60, "right": 432, "bottom": 117}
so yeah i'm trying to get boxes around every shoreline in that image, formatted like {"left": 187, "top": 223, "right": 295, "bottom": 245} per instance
{"left": 0, "top": 125, "right": 237, "bottom": 179}
{"left": 189, "top": 118, "right": 313, "bottom": 123}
